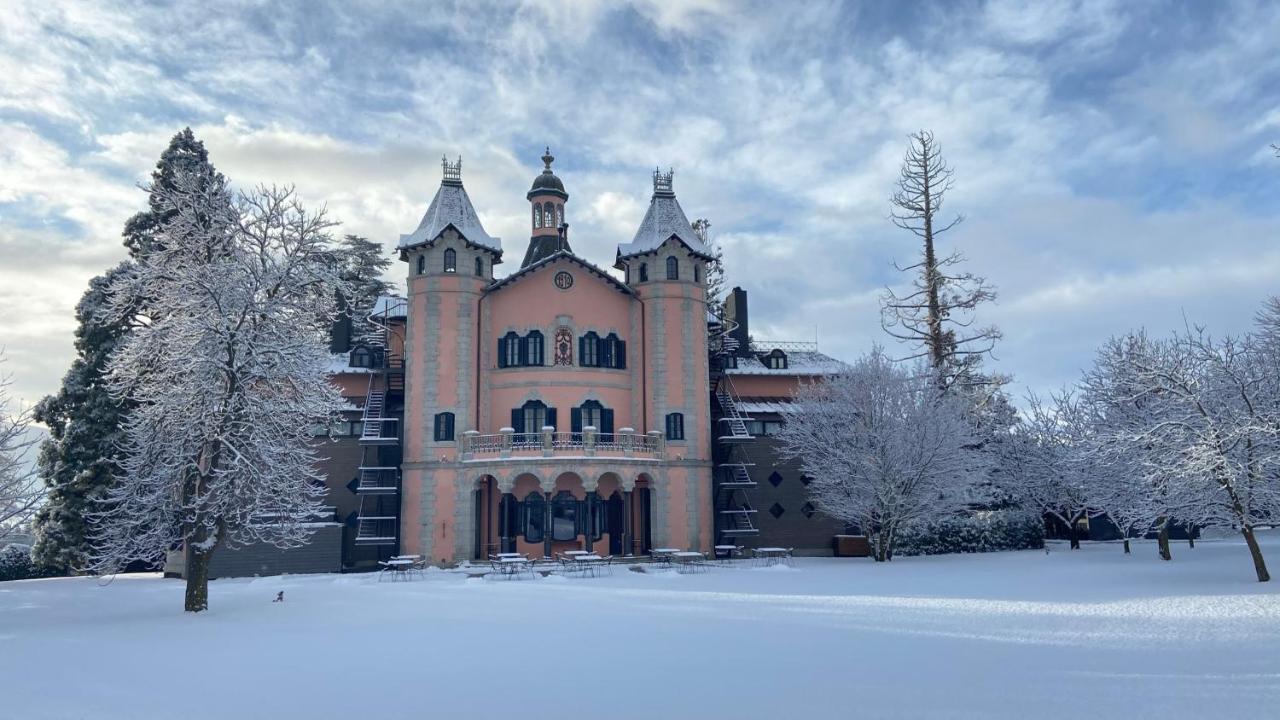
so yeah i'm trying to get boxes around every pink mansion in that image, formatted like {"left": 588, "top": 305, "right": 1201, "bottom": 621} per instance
{"left": 354, "top": 151, "right": 717, "bottom": 565}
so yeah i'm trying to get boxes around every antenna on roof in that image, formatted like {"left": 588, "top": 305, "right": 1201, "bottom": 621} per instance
{"left": 441, "top": 155, "right": 462, "bottom": 185}
{"left": 652, "top": 167, "right": 675, "bottom": 197}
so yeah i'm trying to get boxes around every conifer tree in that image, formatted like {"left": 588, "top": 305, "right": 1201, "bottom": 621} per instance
{"left": 31, "top": 129, "right": 222, "bottom": 573}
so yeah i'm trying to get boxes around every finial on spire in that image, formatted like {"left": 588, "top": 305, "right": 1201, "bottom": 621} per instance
{"left": 541, "top": 147, "right": 555, "bottom": 172}
{"left": 441, "top": 155, "right": 462, "bottom": 185}
{"left": 652, "top": 167, "right": 674, "bottom": 196}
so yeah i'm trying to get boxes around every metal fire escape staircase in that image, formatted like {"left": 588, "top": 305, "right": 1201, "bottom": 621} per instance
{"left": 711, "top": 321, "right": 760, "bottom": 542}
{"left": 353, "top": 300, "right": 404, "bottom": 548}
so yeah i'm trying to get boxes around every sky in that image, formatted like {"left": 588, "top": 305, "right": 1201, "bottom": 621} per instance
{"left": 2, "top": 0, "right": 1279, "bottom": 410}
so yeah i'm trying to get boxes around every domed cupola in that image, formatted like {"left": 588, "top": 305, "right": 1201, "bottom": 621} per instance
{"left": 521, "top": 147, "right": 573, "bottom": 268}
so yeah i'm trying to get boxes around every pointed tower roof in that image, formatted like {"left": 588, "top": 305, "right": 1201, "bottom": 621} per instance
{"left": 616, "top": 168, "right": 712, "bottom": 262}
{"left": 398, "top": 156, "right": 501, "bottom": 254}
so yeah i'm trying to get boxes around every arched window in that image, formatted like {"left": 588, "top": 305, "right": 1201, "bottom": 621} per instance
{"left": 579, "top": 331, "right": 600, "bottom": 367}
{"left": 638, "top": 263, "right": 648, "bottom": 282}
{"left": 474, "top": 256, "right": 484, "bottom": 277}
{"left": 545, "top": 202, "right": 556, "bottom": 228}
{"left": 550, "top": 491, "right": 578, "bottom": 541}
{"left": 417, "top": 255, "right": 425, "bottom": 275}
{"left": 498, "top": 331, "right": 521, "bottom": 368}
{"left": 523, "top": 492, "right": 545, "bottom": 542}
{"left": 556, "top": 204, "right": 563, "bottom": 226}
{"left": 666, "top": 256, "right": 679, "bottom": 280}
{"left": 665, "top": 412, "right": 685, "bottom": 441}
{"left": 693, "top": 263, "right": 700, "bottom": 283}
{"left": 524, "top": 330, "right": 544, "bottom": 366}
{"left": 601, "top": 333, "right": 625, "bottom": 369}
{"left": 516, "top": 400, "right": 548, "bottom": 435}
{"left": 443, "top": 248, "right": 456, "bottom": 273}
{"left": 571, "top": 400, "right": 612, "bottom": 437}
{"left": 534, "top": 204, "right": 542, "bottom": 228}
{"left": 433, "top": 412, "right": 455, "bottom": 441}
{"left": 349, "top": 346, "right": 373, "bottom": 368}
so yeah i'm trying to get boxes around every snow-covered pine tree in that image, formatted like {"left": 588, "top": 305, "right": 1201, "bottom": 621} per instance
{"left": 32, "top": 129, "right": 223, "bottom": 574}
{"left": 91, "top": 169, "right": 353, "bottom": 611}
{"left": 334, "top": 234, "right": 394, "bottom": 344}
{"left": 775, "top": 349, "right": 985, "bottom": 561}
{"left": 0, "top": 350, "right": 42, "bottom": 543}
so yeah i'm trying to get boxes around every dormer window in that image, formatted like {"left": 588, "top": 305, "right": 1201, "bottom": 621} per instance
{"left": 666, "top": 256, "right": 678, "bottom": 280}
{"left": 765, "top": 349, "right": 787, "bottom": 370}
{"left": 350, "top": 346, "right": 373, "bottom": 368}
{"left": 443, "top": 248, "right": 457, "bottom": 273}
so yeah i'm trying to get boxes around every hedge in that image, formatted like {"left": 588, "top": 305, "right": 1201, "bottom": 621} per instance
{"left": 895, "top": 510, "right": 1045, "bottom": 557}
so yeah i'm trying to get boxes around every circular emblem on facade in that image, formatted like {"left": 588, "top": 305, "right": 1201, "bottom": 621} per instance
{"left": 553, "top": 271, "right": 574, "bottom": 290}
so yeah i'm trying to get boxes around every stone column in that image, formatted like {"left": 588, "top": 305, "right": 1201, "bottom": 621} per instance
{"left": 584, "top": 425, "right": 597, "bottom": 456}
{"left": 619, "top": 427, "right": 635, "bottom": 457}
{"left": 541, "top": 425, "right": 555, "bottom": 456}
{"left": 500, "top": 427, "right": 514, "bottom": 458}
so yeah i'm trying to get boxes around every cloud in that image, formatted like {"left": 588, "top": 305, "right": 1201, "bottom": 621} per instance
{"left": 2, "top": 0, "right": 1280, "bottom": 413}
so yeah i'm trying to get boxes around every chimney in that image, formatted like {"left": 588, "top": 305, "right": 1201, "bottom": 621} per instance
{"left": 725, "top": 287, "right": 749, "bottom": 356}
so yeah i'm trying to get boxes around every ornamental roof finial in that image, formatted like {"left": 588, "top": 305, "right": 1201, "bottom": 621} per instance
{"left": 541, "top": 147, "right": 555, "bottom": 172}
{"left": 652, "top": 167, "right": 674, "bottom": 196}
{"left": 441, "top": 155, "right": 462, "bottom": 185}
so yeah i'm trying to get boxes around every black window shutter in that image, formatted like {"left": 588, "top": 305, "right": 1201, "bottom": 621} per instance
{"left": 497, "top": 337, "right": 507, "bottom": 368}
{"left": 511, "top": 408, "right": 522, "bottom": 432}
{"left": 445, "top": 413, "right": 454, "bottom": 440}
{"left": 571, "top": 407, "right": 583, "bottom": 434}
{"left": 595, "top": 336, "right": 605, "bottom": 368}
{"left": 616, "top": 340, "right": 626, "bottom": 369}
{"left": 434, "top": 413, "right": 442, "bottom": 440}
{"left": 601, "top": 408, "right": 614, "bottom": 435}
{"left": 578, "top": 336, "right": 586, "bottom": 366}
{"left": 518, "top": 335, "right": 528, "bottom": 367}
{"left": 545, "top": 407, "right": 557, "bottom": 431}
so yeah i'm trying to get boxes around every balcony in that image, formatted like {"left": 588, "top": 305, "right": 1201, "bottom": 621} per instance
{"left": 459, "top": 427, "right": 665, "bottom": 461}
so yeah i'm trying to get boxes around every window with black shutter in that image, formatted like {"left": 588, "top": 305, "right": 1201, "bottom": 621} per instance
{"left": 525, "top": 331, "right": 544, "bottom": 366}
{"left": 433, "top": 412, "right": 455, "bottom": 441}
{"left": 665, "top": 412, "right": 685, "bottom": 440}
{"left": 580, "top": 332, "right": 600, "bottom": 367}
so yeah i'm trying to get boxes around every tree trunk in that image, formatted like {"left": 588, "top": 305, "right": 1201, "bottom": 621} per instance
{"left": 1187, "top": 525, "right": 1195, "bottom": 549}
{"left": 184, "top": 545, "right": 213, "bottom": 612}
{"left": 1067, "top": 521, "right": 1081, "bottom": 550}
{"left": 1157, "top": 525, "right": 1171, "bottom": 561}
{"left": 1242, "top": 525, "right": 1270, "bottom": 583}
{"left": 1123, "top": 538, "right": 1131, "bottom": 554}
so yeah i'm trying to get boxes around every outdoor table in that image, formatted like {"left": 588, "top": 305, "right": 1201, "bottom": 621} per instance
{"left": 651, "top": 548, "right": 679, "bottom": 567}
{"left": 495, "top": 556, "right": 532, "bottom": 579}
{"left": 380, "top": 558, "right": 416, "bottom": 581}
{"left": 562, "top": 550, "right": 590, "bottom": 557}
{"left": 495, "top": 552, "right": 524, "bottom": 559}
{"left": 754, "top": 547, "right": 792, "bottom": 567}
{"left": 572, "top": 554, "right": 604, "bottom": 578}
{"left": 671, "top": 551, "right": 706, "bottom": 573}
{"left": 713, "top": 545, "right": 742, "bottom": 563}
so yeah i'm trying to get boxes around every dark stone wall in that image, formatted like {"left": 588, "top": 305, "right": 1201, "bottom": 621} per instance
{"left": 733, "top": 436, "right": 843, "bottom": 555}
{"left": 207, "top": 524, "right": 343, "bottom": 579}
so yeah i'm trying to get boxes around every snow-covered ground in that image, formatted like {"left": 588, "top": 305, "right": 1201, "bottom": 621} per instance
{"left": 2, "top": 534, "right": 1278, "bottom": 720}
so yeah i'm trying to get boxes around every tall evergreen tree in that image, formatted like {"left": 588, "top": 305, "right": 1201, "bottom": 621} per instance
{"left": 691, "top": 219, "right": 726, "bottom": 319}
{"left": 334, "top": 234, "right": 394, "bottom": 343}
{"left": 30, "top": 129, "right": 222, "bottom": 572}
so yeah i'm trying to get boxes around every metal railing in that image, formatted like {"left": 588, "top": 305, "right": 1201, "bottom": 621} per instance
{"left": 459, "top": 427, "right": 665, "bottom": 459}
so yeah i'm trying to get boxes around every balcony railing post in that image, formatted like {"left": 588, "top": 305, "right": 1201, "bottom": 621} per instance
{"left": 584, "top": 425, "right": 597, "bottom": 457}
{"left": 619, "top": 427, "right": 634, "bottom": 457}
{"left": 500, "top": 427, "right": 514, "bottom": 458}
{"left": 647, "top": 430, "right": 664, "bottom": 458}
{"left": 541, "top": 425, "right": 555, "bottom": 457}
{"left": 461, "top": 430, "right": 479, "bottom": 461}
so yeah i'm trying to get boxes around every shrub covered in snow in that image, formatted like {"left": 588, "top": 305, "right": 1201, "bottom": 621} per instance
{"left": 895, "top": 511, "right": 1044, "bottom": 557}
{"left": 0, "top": 543, "right": 37, "bottom": 581}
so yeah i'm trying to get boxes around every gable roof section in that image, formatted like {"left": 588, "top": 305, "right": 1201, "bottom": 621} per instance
{"left": 486, "top": 250, "right": 635, "bottom": 297}
{"left": 616, "top": 193, "right": 713, "bottom": 262}
{"left": 398, "top": 181, "right": 501, "bottom": 254}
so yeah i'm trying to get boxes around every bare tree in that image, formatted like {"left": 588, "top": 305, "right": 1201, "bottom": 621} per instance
{"left": 91, "top": 170, "right": 352, "bottom": 611}
{"left": 0, "top": 351, "right": 43, "bottom": 543}
{"left": 880, "top": 131, "right": 1001, "bottom": 390}
{"left": 997, "top": 391, "right": 1092, "bottom": 549}
{"left": 776, "top": 349, "right": 985, "bottom": 561}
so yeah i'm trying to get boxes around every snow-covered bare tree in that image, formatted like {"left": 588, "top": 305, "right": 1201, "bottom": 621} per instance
{"left": 776, "top": 349, "right": 985, "bottom": 561}
{"left": 91, "top": 170, "right": 352, "bottom": 611}
{"left": 880, "top": 131, "right": 1001, "bottom": 391}
{"left": 1, "top": 351, "right": 43, "bottom": 543}
{"left": 996, "top": 391, "right": 1092, "bottom": 549}
{"left": 1080, "top": 328, "right": 1276, "bottom": 581}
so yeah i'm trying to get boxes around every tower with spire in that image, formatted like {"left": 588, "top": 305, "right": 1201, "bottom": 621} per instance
{"left": 521, "top": 148, "right": 572, "bottom": 268}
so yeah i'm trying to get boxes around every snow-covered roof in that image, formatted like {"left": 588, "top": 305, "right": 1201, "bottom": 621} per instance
{"left": 616, "top": 172, "right": 712, "bottom": 262}
{"left": 398, "top": 176, "right": 500, "bottom": 254}
{"left": 726, "top": 350, "right": 848, "bottom": 376}
{"left": 327, "top": 354, "right": 373, "bottom": 375}
{"left": 369, "top": 295, "right": 407, "bottom": 320}
{"left": 735, "top": 398, "right": 794, "bottom": 414}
